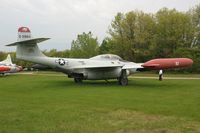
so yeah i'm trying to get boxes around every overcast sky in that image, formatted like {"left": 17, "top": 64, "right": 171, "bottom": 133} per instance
{"left": 0, "top": 0, "right": 199, "bottom": 52}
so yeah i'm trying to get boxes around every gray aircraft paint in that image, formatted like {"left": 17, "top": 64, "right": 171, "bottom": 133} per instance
{"left": 6, "top": 27, "right": 143, "bottom": 85}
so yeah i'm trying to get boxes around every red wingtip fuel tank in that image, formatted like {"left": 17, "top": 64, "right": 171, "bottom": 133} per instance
{"left": 142, "top": 58, "right": 193, "bottom": 70}
{"left": 0, "top": 67, "right": 11, "bottom": 71}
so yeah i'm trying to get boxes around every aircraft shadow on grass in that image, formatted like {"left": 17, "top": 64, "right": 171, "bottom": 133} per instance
{"left": 0, "top": 74, "right": 177, "bottom": 90}
{"left": 45, "top": 79, "right": 175, "bottom": 89}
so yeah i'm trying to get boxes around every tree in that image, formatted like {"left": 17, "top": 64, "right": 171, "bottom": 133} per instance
{"left": 99, "top": 38, "right": 114, "bottom": 54}
{"left": 155, "top": 8, "right": 194, "bottom": 57}
{"left": 189, "top": 4, "right": 200, "bottom": 48}
{"left": 108, "top": 11, "right": 156, "bottom": 61}
{"left": 0, "top": 51, "right": 6, "bottom": 61}
{"left": 70, "top": 32, "right": 99, "bottom": 58}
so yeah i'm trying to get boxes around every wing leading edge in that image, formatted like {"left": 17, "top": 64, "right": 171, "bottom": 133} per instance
{"left": 72, "top": 62, "right": 143, "bottom": 70}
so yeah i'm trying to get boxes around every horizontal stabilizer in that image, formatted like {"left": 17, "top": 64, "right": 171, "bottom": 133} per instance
{"left": 6, "top": 38, "right": 50, "bottom": 46}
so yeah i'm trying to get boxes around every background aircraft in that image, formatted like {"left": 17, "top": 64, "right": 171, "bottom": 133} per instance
{"left": 6, "top": 27, "right": 193, "bottom": 85}
{"left": 0, "top": 54, "right": 23, "bottom": 75}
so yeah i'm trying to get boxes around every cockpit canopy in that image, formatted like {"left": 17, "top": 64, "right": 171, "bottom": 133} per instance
{"left": 90, "top": 54, "right": 123, "bottom": 61}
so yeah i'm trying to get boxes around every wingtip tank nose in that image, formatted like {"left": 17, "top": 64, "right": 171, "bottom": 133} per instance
{"left": 142, "top": 58, "right": 193, "bottom": 70}
{"left": 187, "top": 58, "right": 193, "bottom": 66}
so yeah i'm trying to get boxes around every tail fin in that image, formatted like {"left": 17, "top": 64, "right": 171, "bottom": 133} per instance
{"left": 17, "top": 27, "right": 32, "bottom": 41}
{"left": 0, "top": 54, "right": 12, "bottom": 64}
{"left": 6, "top": 27, "right": 50, "bottom": 61}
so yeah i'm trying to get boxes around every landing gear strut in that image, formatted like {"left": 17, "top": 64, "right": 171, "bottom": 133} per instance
{"left": 74, "top": 78, "right": 83, "bottom": 83}
{"left": 118, "top": 70, "right": 128, "bottom": 86}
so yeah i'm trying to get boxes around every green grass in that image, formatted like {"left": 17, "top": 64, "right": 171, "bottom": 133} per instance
{"left": 0, "top": 74, "right": 200, "bottom": 133}
{"left": 133, "top": 72, "right": 200, "bottom": 78}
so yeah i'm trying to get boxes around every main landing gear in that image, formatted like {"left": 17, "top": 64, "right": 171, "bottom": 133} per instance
{"left": 0, "top": 73, "right": 5, "bottom": 76}
{"left": 118, "top": 70, "right": 128, "bottom": 86}
{"left": 74, "top": 78, "right": 83, "bottom": 83}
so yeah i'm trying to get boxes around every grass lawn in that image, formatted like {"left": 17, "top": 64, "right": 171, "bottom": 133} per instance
{"left": 0, "top": 73, "right": 200, "bottom": 133}
{"left": 133, "top": 72, "right": 200, "bottom": 78}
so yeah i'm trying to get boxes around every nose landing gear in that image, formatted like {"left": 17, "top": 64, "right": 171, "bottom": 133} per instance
{"left": 118, "top": 70, "right": 128, "bottom": 86}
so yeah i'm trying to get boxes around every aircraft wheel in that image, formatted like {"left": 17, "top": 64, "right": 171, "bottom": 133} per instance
{"left": 74, "top": 78, "right": 83, "bottom": 83}
{"left": 119, "top": 77, "right": 128, "bottom": 86}
{"left": 119, "top": 69, "right": 128, "bottom": 86}
{"left": 0, "top": 73, "right": 5, "bottom": 76}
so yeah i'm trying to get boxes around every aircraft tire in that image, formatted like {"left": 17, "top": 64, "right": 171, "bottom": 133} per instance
{"left": 119, "top": 69, "right": 128, "bottom": 86}
{"left": 0, "top": 73, "right": 5, "bottom": 76}
{"left": 74, "top": 78, "right": 83, "bottom": 83}
{"left": 119, "top": 77, "right": 128, "bottom": 86}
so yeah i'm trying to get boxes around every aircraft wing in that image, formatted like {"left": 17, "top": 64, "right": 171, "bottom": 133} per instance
{"left": 71, "top": 62, "right": 143, "bottom": 70}
{"left": 72, "top": 64, "right": 123, "bottom": 69}
{"left": 122, "top": 63, "right": 144, "bottom": 69}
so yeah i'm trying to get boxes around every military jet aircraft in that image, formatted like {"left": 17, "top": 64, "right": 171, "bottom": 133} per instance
{"left": 0, "top": 54, "right": 22, "bottom": 75}
{"left": 6, "top": 27, "right": 193, "bottom": 85}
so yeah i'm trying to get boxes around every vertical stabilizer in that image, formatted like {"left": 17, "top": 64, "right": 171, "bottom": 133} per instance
{"left": 0, "top": 54, "right": 12, "bottom": 65}
{"left": 6, "top": 27, "right": 50, "bottom": 62}
{"left": 17, "top": 27, "right": 32, "bottom": 41}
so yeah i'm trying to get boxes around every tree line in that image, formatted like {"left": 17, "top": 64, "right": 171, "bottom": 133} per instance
{"left": 1, "top": 4, "right": 200, "bottom": 72}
